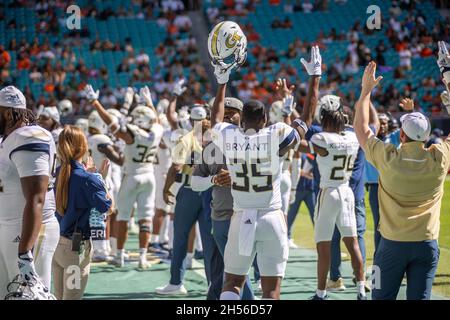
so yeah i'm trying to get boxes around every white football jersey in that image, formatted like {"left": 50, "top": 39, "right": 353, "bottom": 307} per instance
{"left": 311, "top": 131, "right": 359, "bottom": 189}
{"left": 155, "top": 129, "right": 172, "bottom": 174}
{"left": 123, "top": 123, "right": 164, "bottom": 175}
{"left": 0, "top": 125, "right": 56, "bottom": 223}
{"left": 51, "top": 127, "right": 63, "bottom": 145}
{"left": 213, "top": 122, "right": 298, "bottom": 211}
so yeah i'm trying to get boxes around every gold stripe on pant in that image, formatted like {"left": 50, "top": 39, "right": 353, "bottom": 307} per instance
{"left": 51, "top": 236, "right": 92, "bottom": 300}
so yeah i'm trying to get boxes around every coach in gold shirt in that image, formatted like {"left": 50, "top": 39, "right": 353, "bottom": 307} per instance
{"left": 354, "top": 61, "right": 444, "bottom": 300}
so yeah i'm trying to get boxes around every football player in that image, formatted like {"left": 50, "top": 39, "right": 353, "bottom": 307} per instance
{"left": 209, "top": 44, "right": 317, "bottom": 299}
{"left": 0, "top": 86, "right": 57, "bottom": 299}
{"left": 84, "top": 84, "right": 163, "bottom": 269}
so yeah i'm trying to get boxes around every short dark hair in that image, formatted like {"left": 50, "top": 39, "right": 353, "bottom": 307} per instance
{"left": 321, "top": 110, "right": 346, "bottom": 133}
{"left": 242, "top": 100, "right": 266, "bottom": 123}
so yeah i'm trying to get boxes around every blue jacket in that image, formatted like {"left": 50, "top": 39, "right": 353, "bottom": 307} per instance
{"left": 55, "top": 160, "right": 111, "bottom": 240}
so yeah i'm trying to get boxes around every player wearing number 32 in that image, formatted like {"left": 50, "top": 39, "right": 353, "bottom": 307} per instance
{"left": 0, "top": 86, "right": 58, "bottom": 299}
{"left": 84, "top": 84, "right": 163, "bottom": 269}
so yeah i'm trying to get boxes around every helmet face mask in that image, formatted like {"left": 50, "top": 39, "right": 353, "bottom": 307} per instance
{"left": 4, "top": 274, "right": 56, "bottom": 300}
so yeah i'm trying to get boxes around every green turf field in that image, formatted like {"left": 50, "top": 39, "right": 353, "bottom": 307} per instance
{"left": 84, "top": 181, "right": 450, "bottom": 300}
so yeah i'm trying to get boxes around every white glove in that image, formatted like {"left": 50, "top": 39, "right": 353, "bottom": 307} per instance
{"left": 441, "top": 90, "right": 450, "bottom": 114}
{"left": 84, "top": 84, "right": 99, "bottom": 102}
{"left": 18, "top": 251, "right": 38, "bottom": 282}
{"left": 212, "top": 61, "right": 233, "bottom": 85}
{"left": 172, "top": 79, "right": 187, "bottom": 96}
{"left": 123, "top": 87, "right": 134, "bottom": 110}
{"left": 300, "top": 45, "right": 322, "bottom": 76}
{"left": 437, "top": 41, "right": 450, "bottom": 73}
{"left": 136, "top": 86, "right": 154, "bottom": 107}
{"left": 282, "top": 94, "right": 296, "bottom": 116}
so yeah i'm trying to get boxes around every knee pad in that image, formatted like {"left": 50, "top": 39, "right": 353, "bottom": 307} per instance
{"left": 139, "top": 222, "right": 152, "bottom": 234}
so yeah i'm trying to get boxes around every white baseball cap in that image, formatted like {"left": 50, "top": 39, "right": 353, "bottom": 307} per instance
{"left": 400, "top": 112, "right": 431, "bottom": 142}
{"left": 39, "top": 106, "right": 60, "bottom": 123}
{"left": 0, "top": 86, "right": 26, "bottom": 109}
{"left": 190, "top": 105, "right": 207, "bottom": 120}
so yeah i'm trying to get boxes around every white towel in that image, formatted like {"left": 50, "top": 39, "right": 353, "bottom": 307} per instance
{"left": 238, "top": 209, "right": 258, "bottom": 256}
{"left": 337, "top": 186, "right": 354, "bottom": 227}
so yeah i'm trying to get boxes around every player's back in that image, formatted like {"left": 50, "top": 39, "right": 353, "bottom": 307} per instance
{"left": 214, "top": 122, "right": 297, "bottom": 211}
{"left": 123, "top": 123, "right": 163, "bottom": 175}
{"left": 311, "top": 131, "right": 359, "bottom": 189}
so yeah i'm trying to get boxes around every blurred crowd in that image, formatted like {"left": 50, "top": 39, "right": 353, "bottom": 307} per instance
{"left": 206, "top": 0, "right": 450, "bottom": 116}
{"left": 0, "top": 0, "right": 209, "bottom": 117}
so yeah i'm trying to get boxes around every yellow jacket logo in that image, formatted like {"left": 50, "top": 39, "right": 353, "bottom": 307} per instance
{"left": 225, "top": 32, "right": 242, "bottom": 49}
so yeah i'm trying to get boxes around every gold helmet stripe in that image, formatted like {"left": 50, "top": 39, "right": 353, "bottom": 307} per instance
{"left": 211, "top": 21, "right": 225, "bottom": 57}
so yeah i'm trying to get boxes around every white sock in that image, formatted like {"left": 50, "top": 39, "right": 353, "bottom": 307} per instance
{"left": 168, "top": 220, "right": 174, "bottom": 249}
{"left": 110, "top": 237, "right": 117, "bottom": 256}
{"left": 357, "top": 281, "right": 366, "bottom": 296}
{"left": 159, "top": 215, "right": 169, "bottom": 242}
{"left": 186, "top": 252, "right": 193, "bottom": 259}
{"left": 139, "top": 248, "right": 147, "bottom": 257}
{"left": 316, "top": 289, "right": 327, "bottom": 298}
{"left": 117, "top": 249, "right": 125, "bottom": 259}
{"left": 129, "top": 216, "right": 135, "bottom": 226}
{"left": 194, "top": 222, "right": 202, "bottom": 252}
{"left": 220, "top": 291, "right": 240, "bottom": 300}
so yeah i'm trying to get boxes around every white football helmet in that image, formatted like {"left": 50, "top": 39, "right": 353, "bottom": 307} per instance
{"left": 269, "top": 100, "right": 284, "bottom": 124}
{"left": 130, "top": 105, "right": 157, "bottom": 130}
{"left": 58, "top": 99, "right": 73, "bottom": 117}
{"left": 315, "top": 95, "right": 342, "bottom": 124}
{"left": 208, "top": 21, "right": 247, "bottom": 68}
{"left": 107, "top": 108, "right": 123, "bottom": 125}
{"left": 88, "top": 110, "right": 107, "bottom": 134}
{"left": 4, "top": 274, "right": 56, "bottom": 300}
{"left": 75, "top": 118, "right": 89, "bottom": 135}
{"left": 156, "top": 99, "right": 170, "bottom": 115}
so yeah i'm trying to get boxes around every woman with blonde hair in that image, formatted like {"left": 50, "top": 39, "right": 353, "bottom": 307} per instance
{"left": 51, "top": 125, "right": 112, "bottom": 300}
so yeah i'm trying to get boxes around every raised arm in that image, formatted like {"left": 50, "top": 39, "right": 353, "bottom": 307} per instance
{"left": 211, "top": 62, "right": 233, "bottom": 128}
{"left": 84, "top": 84, "right": 133, "bottom": 144}
{"left": 300, "top": 46, "right": 322, "bottom": 127}
{"left": 167, "top": 79, "right": 187, "bottom": 130}
{"left": 369, "top": 101, "right": 380, "bottom": 134}
{"left": 354, "top": 61, "right": 383, "bottom": 149}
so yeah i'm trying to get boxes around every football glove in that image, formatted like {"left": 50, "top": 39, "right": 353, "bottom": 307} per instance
{"left": 84, "top": 84, "right": 99, "bottom": 102}
{"left": 282, "top": 94, "right": 296, "bottom": 117}
{"left": 18, "top": 251, "right": 38, "bottom": 282}
{"left": 441, "top": 90, "right": 450, "bottom": 114}
{"left": 123, "top": 87, "right": 134, "bottom": 111}
{"left": 137, "top": 86, "right": 154, "bottom": 108}
{"left": 437, "top": 41, "right": 450, "bottom": 79}
{"left": 173, "top": 79, "right": 187, "bottom": 96}
{"left": 212, "top": 60, "right": 233, "bottom": 84}
{"left": 300, "top": 45, "right": 322, "bottom": 76}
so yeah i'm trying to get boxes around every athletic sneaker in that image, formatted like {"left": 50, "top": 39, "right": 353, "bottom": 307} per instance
{"left": 326, "top": 278, "right": 346, "bottom": 291}
{"left": 138, "top": 256, "right": 151, "bottom": 269}
{"left": 92, "top": 252, "right": 113, "bottom": 263}
{"left": 110, "top": 255, "right": 125, "bottom": 268}
{"left": 155, "top": 283, "right": 187, "bottom": 295}
{"left": 352, "top": 277, "right": 371, "bottom": 292}
{"left": 310, "top": 294, "right": 329, "bottom": 300}
{"left": 288, "top": 239, "right": 298, "bottom": 249}
{"left": 148, "top": 243, "right": 169, "bottom": 257}
{"left": 357, "top": 293, "right": 368, "bottom": 300}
